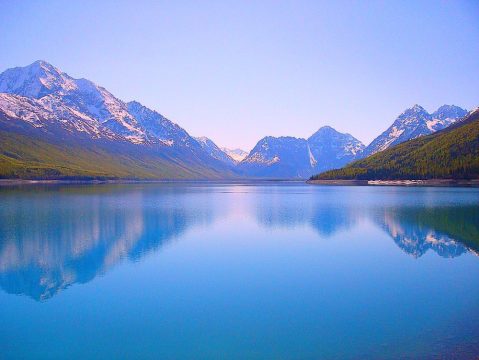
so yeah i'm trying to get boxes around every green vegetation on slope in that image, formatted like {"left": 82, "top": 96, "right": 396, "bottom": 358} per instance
{"left": 312, "top": 109, "right": 479, "bottom": 180}
{"left": 0, "top": 130, "right": 228, "bottom": 180}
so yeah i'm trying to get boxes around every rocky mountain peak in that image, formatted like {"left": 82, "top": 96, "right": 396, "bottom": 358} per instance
{"left": 432, "top": 104, "right": 467, "bottom": 120}
{"left": 0, "top": 60, "right": 78, "bottom": 99}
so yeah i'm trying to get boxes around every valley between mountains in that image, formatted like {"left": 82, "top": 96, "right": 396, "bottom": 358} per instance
{"left": 0, "top": 61, "right": 476, "bottom": 181}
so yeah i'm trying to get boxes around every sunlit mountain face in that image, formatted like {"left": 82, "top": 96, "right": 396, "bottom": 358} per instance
{"left": 0, "top": 61, "right": 237, "bottom": 179}
{"left": 0, "top": 184, "right": 477, "bottom": 302}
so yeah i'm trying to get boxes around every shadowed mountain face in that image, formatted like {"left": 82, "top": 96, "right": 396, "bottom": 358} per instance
{"left": 307, "top": 126, "right": 364, "bottom": 173}
{"left": 238, "top": 128, "right": 365, "bottom": 179}
{"left": 238, "top": 136, "right": 313, "bottom": 178}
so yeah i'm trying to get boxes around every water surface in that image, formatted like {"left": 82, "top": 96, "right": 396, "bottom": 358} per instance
{"left": 1, "top": 183, "right": 478, "bottom": 359}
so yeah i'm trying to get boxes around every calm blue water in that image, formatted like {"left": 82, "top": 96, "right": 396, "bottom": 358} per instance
{"left": 0, "top": 183, "right": 478, "bottom": 359}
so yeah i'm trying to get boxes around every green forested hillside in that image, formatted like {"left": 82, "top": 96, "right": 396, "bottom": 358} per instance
{"left": 0, "top": 130, "right": 231, "bottom": 180}
{"left": 311, "top": 109, "right": 479, "bottom": 180}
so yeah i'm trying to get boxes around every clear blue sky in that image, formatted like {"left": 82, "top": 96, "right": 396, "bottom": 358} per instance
{"left": 1, "top": 0, "right": 478, "bottom": 150}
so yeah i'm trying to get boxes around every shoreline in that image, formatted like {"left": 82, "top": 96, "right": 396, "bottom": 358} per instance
{"left": 306, "top": 179, "right": 479, "bottom": 187}
{"left": 1, "top": 178, "right": 479, "bottom": 187}
{"left": 0, "top": 178, "right": 306, "bottom": 186}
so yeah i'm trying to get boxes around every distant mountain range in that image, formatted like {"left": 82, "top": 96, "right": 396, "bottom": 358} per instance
{"left": 312, "top": 108, "right": 479, "bottom": 180}
{"left": 235, "top": 104, "right": 468, "bottom": 178}
{"left": 238, "top": 127, "right": 364, "bottom": 178}
{"left": 0, "top": 60, "right": 473, "bottom": 180}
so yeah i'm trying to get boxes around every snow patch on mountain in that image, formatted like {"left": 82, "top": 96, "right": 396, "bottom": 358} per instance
{"left": 307, "top": 144, "right": 317, "bottom": 167}
{"left": 0, "top": 93, "right": 120, "bottom": 139}
{"left": 221, "top": 147, "right": 248, "bottom": 163}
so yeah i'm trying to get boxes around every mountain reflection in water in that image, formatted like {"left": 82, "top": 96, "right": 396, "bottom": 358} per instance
{"left": 0, "top": 185, "right": 214, "bottom": 301}
{"left": 378, "top": 206, "right": 479, "bottom": 258}
{"left": 0, "top": 184, "right": 477, "bottom": 301}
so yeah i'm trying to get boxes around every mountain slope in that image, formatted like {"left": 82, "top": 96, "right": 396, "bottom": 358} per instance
{"left": 311, "top": 108, "right": 479, "bottom": 180}
{"left": 361, "top": 104, "right": 467, "bottom": 157}
{"left": 194, "top": 136, "right": 236, "bottom": 166}
{"left": 127, "top": 101, "right": 198, "bottom": 149}
{"left": 0, "top": 61, "right": 236, "bottom": 179}
{"left": 0, "top": 116, "right": 229, "bottom": 180}
{"left": 0, "top": 93, "right": 121, "bottom": 141}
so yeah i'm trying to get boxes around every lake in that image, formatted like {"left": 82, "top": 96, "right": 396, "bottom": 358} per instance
{"left": 0, "top": 182, "right": 478, "bottom": 359}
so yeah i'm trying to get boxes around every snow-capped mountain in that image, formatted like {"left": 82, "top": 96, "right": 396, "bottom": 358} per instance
{"left": 432, "top": 104, "right": 468, "bottom": 122}
{"left": 194, "top": 136, "right": 236, "bottom": 166}
{"left": 0, "top": 60, "right": 211, "bottom": 151}
{"left": 0, "top": 60, "right": 146, "bottom": 143}
{"left": 0, "top": 60, "right": 240, "bottom": 178}
{"left": 429, "top": 105, "right": 468, "bottom": 131}
{"left": 221, "top": 147, "right": 248, "bottom": 163}
{"left": 0, "top": 60, "right": 78, "bottom": 98}
{"left": 238, "top": 127, "right": 365, "bottom": 178}
{"left": 362, "top": 104, "right": 467, "bottom": 157}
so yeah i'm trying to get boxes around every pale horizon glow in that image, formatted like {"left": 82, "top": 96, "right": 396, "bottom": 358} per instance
{"left": 1, "top": 0, "right": 478, "bottom": 150}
